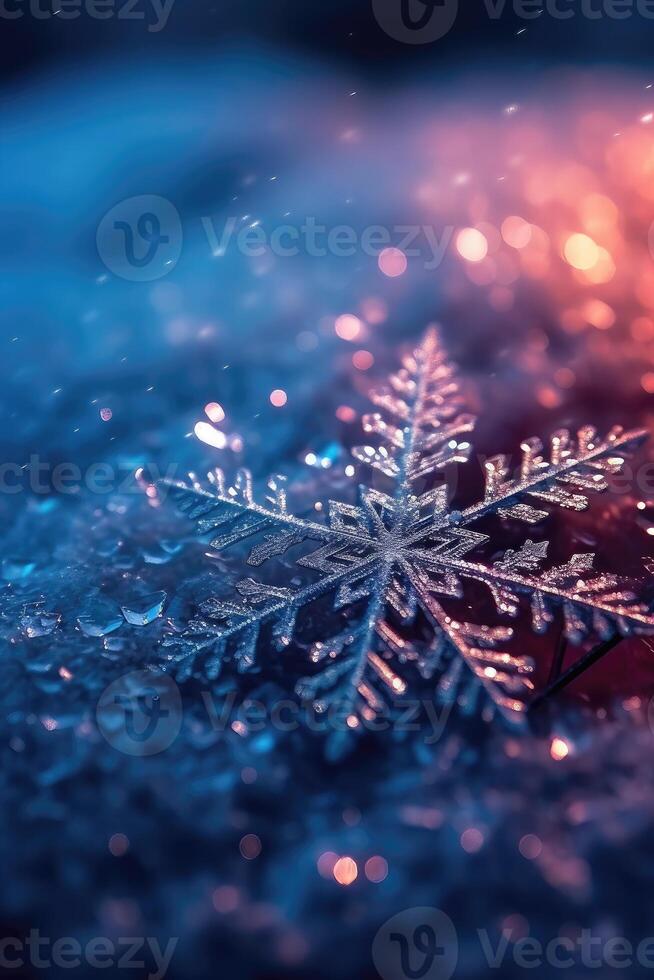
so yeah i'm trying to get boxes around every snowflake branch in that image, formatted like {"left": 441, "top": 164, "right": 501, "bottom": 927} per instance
{"left": 412, "top": 550, "right": 654, "bottom": 644}
{"left": 462, "top": 424, "right": 647, "bottom": 526}
{"left": 407, "top": 569, "right": 534, "bottom": 717}
{"left": 352, "top": 328, "right": 475, "bottom": 484}
{"left": 165, "top": 473, "right": 375, "bottom": 550}
{"left": 164, "top": 553, "right": 383, "bottom": 679}
{"left": 448, "top": 555, "right": 654, "bottom": 633}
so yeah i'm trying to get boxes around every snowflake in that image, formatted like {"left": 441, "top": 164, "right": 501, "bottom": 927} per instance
{"left": 164, "top": 330, "right": 654, "bottom": 743}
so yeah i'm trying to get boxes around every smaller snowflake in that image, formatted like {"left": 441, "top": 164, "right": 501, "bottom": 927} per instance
{"left": 164, "top": 330, "right": 654, "bottom": 749}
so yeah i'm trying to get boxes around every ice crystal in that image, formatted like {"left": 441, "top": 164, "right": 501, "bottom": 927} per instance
{"left": 164, "top": 330, "right": 654, "bottom": 741}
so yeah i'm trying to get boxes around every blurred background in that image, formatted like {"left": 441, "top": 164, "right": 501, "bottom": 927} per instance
{"left": 2, "top": 2, "right": 654, "bottom": 980}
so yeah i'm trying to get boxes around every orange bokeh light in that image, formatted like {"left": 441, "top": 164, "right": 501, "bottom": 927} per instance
{"left": 563, "top": 233, "right": 599, "bottom": 271}
{"left": 456, "top": 227, "right": 488, "bottom": 263}
{"left": 333, "top": 856, "right": 358, "bottom": 886}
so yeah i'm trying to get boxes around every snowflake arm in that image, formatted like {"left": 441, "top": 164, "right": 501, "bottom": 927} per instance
{"left": 403, "top": 417, "right": 654, "bottom": 649}
{"left": 167, "top": 470, "right": 372, "bottom": 551}
{"left": 163, "top": 554, "right": 383, "bottom": 681}
{"left": 464, "top": 423, "right": 647, "bottom": 525}
{"left": 447, "top": 550, "right": 654, "bottom": 638}
{"left": 405, "top": 566, "right": 535, "bottom": 716}
{"left": 351, "top": 327, "right": 476, "bottom": 484}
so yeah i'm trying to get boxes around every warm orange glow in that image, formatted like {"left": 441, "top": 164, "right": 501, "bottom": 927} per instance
{"left": 550, "top": 736, "right": 570, "bottom": 761}
{"left": 582, "top": 299, "right": 616, "bottom": 330}
{"left": 333, "top": 856, "right": 358, "bottom": 885}
{"left": 563, "top": 233, "right": 599, "bottom": 270}
{"left": 204, "top": 401, "right": 225, "bottom": 424}
{"left": 456, "top": 227, "right": 488, "bottom": 263}
{"left": 335, "top": 313, "right": 362, "bottom": 341}
{"left": 581, "top": 246, "right": 615, "bottom": 284}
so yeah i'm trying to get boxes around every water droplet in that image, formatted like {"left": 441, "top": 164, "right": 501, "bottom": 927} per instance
{"left": 121, "top": 591, "right": 166, "bottom": 626}
{"left": 77, "top": 597, "right": 123, "bottom": 637}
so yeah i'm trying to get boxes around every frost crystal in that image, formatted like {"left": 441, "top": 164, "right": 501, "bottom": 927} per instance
{"left": 164, "top": 330, "right": 654, "bottom": 741}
